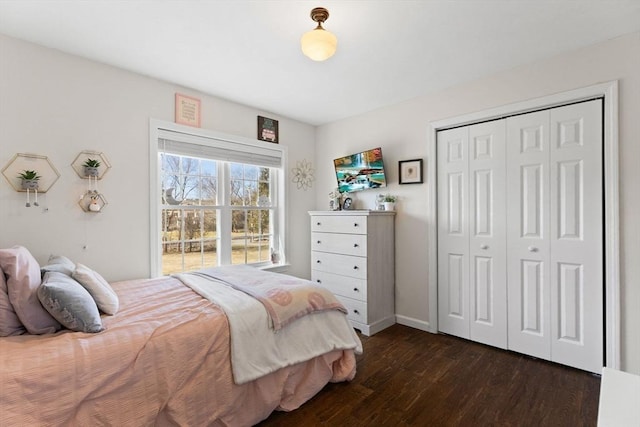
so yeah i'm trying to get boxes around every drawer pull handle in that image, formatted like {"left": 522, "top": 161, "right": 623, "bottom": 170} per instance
{"left": 353, "top": 266, "right": 359, "bottom": 270}
{"left": 528, "top": 246, "right": 538, "bottom": 252}
{"left": 353, "top": 309, "right": 360, "bottom": 315}
{"left": 317, "top": 222, "right": 321, "bottom": 226}
{"left": 353, "top": 287, "right": 359, "bottom": 292}
{"left": 480, "top": 244, "right": 489, "bottom": 250}
{"left": 316, "top": 260, "right": 321, "bottom": 264}
{"left": 317, "top": 240, "right": 321, "bottom": 244}
{"left": 353, "top": 243, "right": 359, "bottom": 248}
{"left": 354, "top": 223, "right": 359, "bottom": 227}
{"left": 317, "top": 279, "right": 322, "bottom": 284}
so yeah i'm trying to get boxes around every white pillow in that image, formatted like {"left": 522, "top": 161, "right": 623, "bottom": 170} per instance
{"left": 72, "top": 263, "right": 119, "bottom": 315}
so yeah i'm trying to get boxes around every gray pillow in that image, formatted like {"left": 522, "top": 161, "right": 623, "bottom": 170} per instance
{"left": 40, "top": 254, "right": 76, "bottom": 277}
{"left": 38, "top": 271, "right": 104, "bottom": 333}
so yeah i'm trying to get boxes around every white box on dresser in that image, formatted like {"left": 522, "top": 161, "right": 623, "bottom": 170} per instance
{"left": 309, "top": 210, "right": 395, "bottom": 336}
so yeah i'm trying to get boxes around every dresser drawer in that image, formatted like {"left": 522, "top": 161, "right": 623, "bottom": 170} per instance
{"left": 311, "top": 232, "right": 367, "bottom": 257}
{"left": 337, "top": 296, "right": 368, "bottom": 324}
{"left": 311, "top": 215, "right": 367, "bottom": 234}
{"left": 311, "top": 270, "right": 367, "bottom": 302}
{"left": 311, "top": 251, "right": 367, "bottom": 279}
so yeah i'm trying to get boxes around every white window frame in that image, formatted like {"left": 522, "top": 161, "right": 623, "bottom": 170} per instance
{"left": 149, "top": 119, "right": 287, "bottom": 277}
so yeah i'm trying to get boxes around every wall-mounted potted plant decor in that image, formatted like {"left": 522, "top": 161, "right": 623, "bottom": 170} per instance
{"left": 1, "top": 153, "right": 60, "bottom": 193}
{"left": 71, "top": 150, "right": 111, "bottom": 180}
{"left": 1, "top": 153, "right": 60, "bottom": 208}
{"left": 18, "top": 169, "right": 41, "bottom": 207}
{"left": 83, "top": 158, "right": 101, "bottom": 177}
{"left": 72, "top": 151, "right": 111, "bottom": 213}
{"left": 18, "top": 169, "right": 40, "bottom": 190}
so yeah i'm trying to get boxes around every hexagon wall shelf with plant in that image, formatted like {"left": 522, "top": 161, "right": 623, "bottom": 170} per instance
{"left": 71, "top": 150, "right": 111, "bottom": 180}
{"left": 1, "top": 153, "right": 60, "bottom": 193}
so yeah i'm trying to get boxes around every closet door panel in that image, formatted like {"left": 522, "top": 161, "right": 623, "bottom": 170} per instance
{"left": 437, "top": 127, "right": 470, "bottom": 338}
{"left": 549, "top": 100, "right": 603, "bottom": 373}
{"left": 506, "top": 110, "right": 551, "bottom": 360}
{"left": 468, "top": 120, "right": 507, "bottom": 349}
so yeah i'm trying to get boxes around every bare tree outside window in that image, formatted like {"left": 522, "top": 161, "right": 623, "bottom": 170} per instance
{"left": 160, "top": 154, "right": 273, "bottom": 274}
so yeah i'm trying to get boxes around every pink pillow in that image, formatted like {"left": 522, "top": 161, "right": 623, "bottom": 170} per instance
{"left": 0, "top": 246, "right": 60, "bottom": 334}
{"left": 0, "top": 265, "right": 26, "bottom": 336}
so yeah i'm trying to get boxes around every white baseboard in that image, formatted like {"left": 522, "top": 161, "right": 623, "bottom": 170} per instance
{"left": 395, "top": 315, "right": 437, "bottom": 333}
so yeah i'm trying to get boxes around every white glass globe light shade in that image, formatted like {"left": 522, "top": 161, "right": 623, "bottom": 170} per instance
{"left": 301, "top": 28, "right": 337, "bottom": 61}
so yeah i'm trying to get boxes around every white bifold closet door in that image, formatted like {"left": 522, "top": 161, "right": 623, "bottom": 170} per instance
{"left": 437, "top": 120, "right": 507, "bottom": 349}
{"left": 506, "top": 101, "right": 603, "bottom": 372}
{"left": 437, "top": 100, "right": 603, "bottom": 373}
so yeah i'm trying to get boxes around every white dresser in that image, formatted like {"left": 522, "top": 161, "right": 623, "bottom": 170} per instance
{"left": 309, "top": 210, "right": 395, "bottom": 336}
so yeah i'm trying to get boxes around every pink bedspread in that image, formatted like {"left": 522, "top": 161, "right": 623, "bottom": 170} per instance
{"left": 0, "top": 276, "right": 357, "bottom": 426}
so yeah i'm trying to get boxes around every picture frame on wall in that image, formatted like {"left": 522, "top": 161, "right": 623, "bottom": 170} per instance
{"left": 175, "top": 93, "right": 201, "bottom": 128}
{"left": 257, "top": 116, "right": 279, "bottom": 143}
{"left": 399, "top": 159, "right": 423, "bottom": 184}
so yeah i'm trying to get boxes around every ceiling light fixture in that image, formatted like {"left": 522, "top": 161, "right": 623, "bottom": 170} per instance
{"left": 301, "top": 7, "right": 337, "bottom": 61}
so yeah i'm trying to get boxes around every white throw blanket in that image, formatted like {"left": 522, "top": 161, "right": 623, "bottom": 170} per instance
{"left": 174, "top": 271, "right": 362, "bottom": 384}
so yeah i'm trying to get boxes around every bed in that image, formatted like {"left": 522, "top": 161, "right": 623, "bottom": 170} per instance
{"left": 0, "top": 247, "right": 361, "bottom": 426}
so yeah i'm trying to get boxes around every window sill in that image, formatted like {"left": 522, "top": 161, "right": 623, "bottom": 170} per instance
{"left": 259, "top": 263, "right": 290, "bottom": 273}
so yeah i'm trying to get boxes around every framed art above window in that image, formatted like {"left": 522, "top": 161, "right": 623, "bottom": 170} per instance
{"left": 175, "top": 93, "right": 201, "bottom": 128}
{"left": 399, "top": 159, "right": 423, "bottom": 184}
{"left": 257, "top": 116, "right": 279, "bottom": 144}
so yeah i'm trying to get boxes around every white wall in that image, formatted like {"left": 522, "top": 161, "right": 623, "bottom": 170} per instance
{"left": 315, "top": 32, "right": 640, "bottom": 373}
{"left": 0, "top": 34, "right": 316, "bottom": 281}
{"left": 1, "top": 30, "right": 638, "bottom": 374}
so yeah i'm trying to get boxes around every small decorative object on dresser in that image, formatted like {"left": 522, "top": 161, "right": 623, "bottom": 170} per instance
{"left": 309, "top": 210, "right": 395, "bottom": 335}
{"left": 328, "top": 188, "right": 342, "bottom": 211}
{"left": 342, "top": 197, "right": 353, "bottom": 210}
{"left": 381, "top": 194, "right": 397, "bottom": 211}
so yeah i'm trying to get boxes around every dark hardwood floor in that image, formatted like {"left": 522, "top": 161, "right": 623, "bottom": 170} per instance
{"left": 258, "top": 324, "right": 601, "bottom": 426}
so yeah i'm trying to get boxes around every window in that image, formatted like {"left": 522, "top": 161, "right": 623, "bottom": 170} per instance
{"left": 150, "top": 122, "right": 286, "bottom": 277}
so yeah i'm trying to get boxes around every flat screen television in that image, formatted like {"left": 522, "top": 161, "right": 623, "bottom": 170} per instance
{"left": 334, "top": 147, "right": 387, "bottom": 193}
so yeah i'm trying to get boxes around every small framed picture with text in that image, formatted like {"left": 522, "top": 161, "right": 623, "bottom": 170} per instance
{"left": 257, "top": 116, "right": 279, "bottom": 143}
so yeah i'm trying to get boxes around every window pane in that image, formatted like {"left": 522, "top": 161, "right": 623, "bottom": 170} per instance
{"left": 201, "top": 159, "right": 218, "bottom": 204}
{"left": 230, "top": 180, "right": 244, "bottom": 206}
{"left": 203, "top": 210, "right": 218, "bottom": 267}
{"left": 183, "top": 209, "right": 202, "bottom": 241}
{"left": 162, "top": 208, "right": 182, "bottom": 243}
{"left": 231, "top": 209, "right": 271, "bottom": 265}
{"left": 230, "top": 164, "right": 271, "bottom": 207}
{"left": 162, "top": 208, "right": 183, "bottom": 275}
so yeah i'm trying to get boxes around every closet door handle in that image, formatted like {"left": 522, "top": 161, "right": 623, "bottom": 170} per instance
{"left": 528, "top": 246, "right": 538, "bottom": 252}
{"left": 480, "top": 244, "right": 489, "bottom": 250}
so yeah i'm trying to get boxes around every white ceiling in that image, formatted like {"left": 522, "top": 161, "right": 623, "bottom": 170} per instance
{"left": 0, "top": 1, "right": 639, "bottom": 126}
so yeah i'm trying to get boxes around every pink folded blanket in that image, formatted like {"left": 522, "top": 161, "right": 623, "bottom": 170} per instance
{"left": 192, "top": 265, "right": 347, "bottom": 330}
